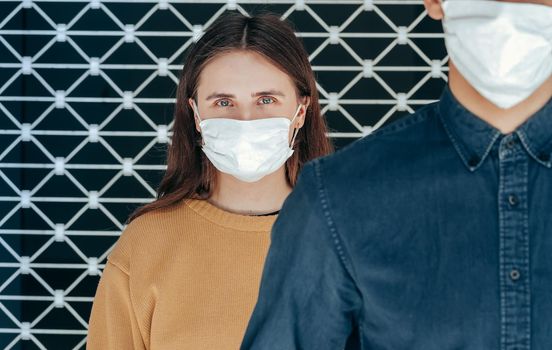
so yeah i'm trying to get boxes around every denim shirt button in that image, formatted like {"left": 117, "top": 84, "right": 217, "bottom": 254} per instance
{"left": 510, "top": 268, "right": 521, "bottom": 281}
{"left": 508, "top": 195, "right": 519, "bottom": 207}
{"left": 468, "top": 156, "right": 480, "bottom": 168}
{"left": 506, "top": 138, "right": 516, "bottom": 149}
{"left": 539, "top": 152, "right": 551, "bottom": 163}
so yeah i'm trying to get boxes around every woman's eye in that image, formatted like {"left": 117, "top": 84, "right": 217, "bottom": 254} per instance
{"left": 215, "top": 99, "right": 232, "bottom": 107}
{"left": 259, "top": 97, "right": 275, "bottom": 105}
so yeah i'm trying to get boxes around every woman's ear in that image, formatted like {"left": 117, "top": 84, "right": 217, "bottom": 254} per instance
{"left": 423, "top": 0, "right": 444, "bottom": 20}
{"left": 188, "top": 97, "right": 201, "bottom": 133}
{"left": 297, "top": 96, "right": 310, "bottom": 128}
{"left": 303, "top": 96, "right": 311, "bottom": 111}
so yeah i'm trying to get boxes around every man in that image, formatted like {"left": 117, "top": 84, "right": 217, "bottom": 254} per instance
{"left": 240, "top": 0, "right": 552, "bottom": 349}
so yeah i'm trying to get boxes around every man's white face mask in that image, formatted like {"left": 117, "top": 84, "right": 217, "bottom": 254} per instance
{"left": 441, "top": 0, "right": 552, "bottom": 109}
{"left": 191, "top": 100, "right": 302, "bottom": 183}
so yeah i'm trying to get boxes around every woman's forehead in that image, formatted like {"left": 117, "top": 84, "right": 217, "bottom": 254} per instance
{"left": 201, "top": 51, "right": 284, "bottom": 78}
{"left": 197, "top": 52, "right": 296, "bottom": 98}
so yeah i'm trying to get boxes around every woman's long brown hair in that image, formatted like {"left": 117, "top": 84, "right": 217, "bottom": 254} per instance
{"left": 126, "top": 12, "right": 333, "bottom": 224}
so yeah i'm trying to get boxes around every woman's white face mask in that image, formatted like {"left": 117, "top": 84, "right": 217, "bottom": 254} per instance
{"left": 441, "top": 0, "right": 552, "bottom": 109}
{"left": 191, "top": 100, "right": 302, "bottom": 183}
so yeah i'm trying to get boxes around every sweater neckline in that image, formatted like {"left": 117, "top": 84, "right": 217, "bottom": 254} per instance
{"left": 183, "top": 198, "right": 278, "bottom": 232}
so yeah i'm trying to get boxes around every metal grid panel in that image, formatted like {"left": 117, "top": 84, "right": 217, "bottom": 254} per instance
{"left": 0, "top": 1, "right": 447, "bottom": 348}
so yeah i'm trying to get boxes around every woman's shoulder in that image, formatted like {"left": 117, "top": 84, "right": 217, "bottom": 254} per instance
{"left": 106, "top": 199, "right": 196, "bottom": 273}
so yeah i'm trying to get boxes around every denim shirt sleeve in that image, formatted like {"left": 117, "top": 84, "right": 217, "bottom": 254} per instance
{"left": 240, "top": 159, "right": 363, "bottom": 350}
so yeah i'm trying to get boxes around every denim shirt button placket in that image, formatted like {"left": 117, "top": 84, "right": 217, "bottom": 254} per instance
{"left": 498, "top": 134, "right": 531, "bottom": 350}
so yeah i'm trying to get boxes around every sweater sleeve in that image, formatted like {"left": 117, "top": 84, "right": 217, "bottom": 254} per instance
{"left": 86, "top": 260, "right": 146, "bottom": 349}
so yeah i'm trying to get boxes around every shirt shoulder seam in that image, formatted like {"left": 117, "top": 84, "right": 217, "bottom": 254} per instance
{"left": 312, "top": 159, "right": 359, "bottom": 281}
{"left": 373, "top": 103, "right": 435, "bottom": 137}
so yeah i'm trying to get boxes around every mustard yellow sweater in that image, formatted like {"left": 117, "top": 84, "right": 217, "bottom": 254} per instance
{"left": 86, "top": 198, "right": 277, "bottom": 349}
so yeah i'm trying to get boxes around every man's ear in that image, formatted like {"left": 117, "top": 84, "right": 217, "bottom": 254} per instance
{"left": 423, "top": 0, "right": 444, "bottom": 20}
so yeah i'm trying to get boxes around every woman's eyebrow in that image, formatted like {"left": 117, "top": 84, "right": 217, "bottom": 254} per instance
{"left": 205, "top": 92, "right": 234, "bottom": 100}
{"left": 252, "top": 89, "right": 286, "bottom": 97}
{"left": 205, "top": 89, "right": 286, "bottom": 100}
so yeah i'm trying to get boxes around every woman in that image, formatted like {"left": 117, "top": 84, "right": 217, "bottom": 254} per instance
{"left": 86, "top": 11, "right": 333, "bottom": 349}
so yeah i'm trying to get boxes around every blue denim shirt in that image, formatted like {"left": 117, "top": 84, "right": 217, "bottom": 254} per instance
{"left": 241, "top": 86, "right": 552, "bottom": 350}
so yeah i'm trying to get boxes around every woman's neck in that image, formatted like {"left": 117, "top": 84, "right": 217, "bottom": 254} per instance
{"left": 208, "top": 167, "right": 292, "bottom": 216}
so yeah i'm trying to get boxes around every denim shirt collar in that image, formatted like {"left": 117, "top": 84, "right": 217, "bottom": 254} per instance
{"left": 438, "top": 85, "right": 552, "bottom": 172}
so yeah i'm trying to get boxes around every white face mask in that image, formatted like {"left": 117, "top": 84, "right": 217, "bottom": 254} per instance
{"left": 442, "top": 0, "right": 552, "bottom": 109}
{"left": 191, "top": 100, "right": 302, "bottom": 183}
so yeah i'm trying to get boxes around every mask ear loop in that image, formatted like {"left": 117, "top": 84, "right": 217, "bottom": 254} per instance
{"left": 289, "top": 104, "right": 303, "bottom": 149}
{"left": 191, "top": 99, "right": 203, "bottom": 122}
